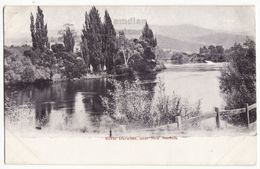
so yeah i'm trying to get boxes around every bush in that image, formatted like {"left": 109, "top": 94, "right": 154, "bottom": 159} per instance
{"left": 102, "top": 79, "right": 201, "bottom": 129}
{"left": 24, "top": 48, "right": 41, "bottom": 65}
{"left": 5, "top": 46, "right": 52, "bottom": 84}
{"left": 39, "top": 49, "right": 55, "bottom": 68}
{"left": 5, "top": 47, "right": 32, "bottom": 83}
{"left": 219, "top": 39, "right": 256, "bottom": 124}
{"left": 5, "top": 95, "right": 34, "bottom": 130}
{"left": 62, "top": 53, "right": 87, "bottom": 79}
{"left": 143, "top": 46, "right": 156, "bottom": 60}
{"left": 51, "top": 43, "right": 65, "bottom": 53}
{"left": 21, "top": 65, "right": 36, "bottom": 83}
{"left": 102, "top": 79, "right": 154, "bottom": 128}
{"left": 154, "top": 80, "right": 201, "bottom": 126}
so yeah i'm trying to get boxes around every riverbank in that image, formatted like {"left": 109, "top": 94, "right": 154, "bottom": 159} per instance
{"left": 5, "top": 61, "right": 167, "bottom": 86}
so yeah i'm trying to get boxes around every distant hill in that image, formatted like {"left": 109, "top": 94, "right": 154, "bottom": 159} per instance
{"left": 150, "top": 24, "right": 250, "bottom": 52}
{"left": 192, "top": 32, "right": 249, "bottom": 47}
{"left": 151, "top": 24, "right": 215, "bottom": 39}
{"left": 155, "top": 34, "right": 203, "bottom": 53}
{"left": 5, "top": 24, "right": 252, "bottom": 52}
{"left": 121, "top": 24, "right": 250, "bottom": 52}
{"left": 155, "top": 32, "right": 249, "bottom": 53}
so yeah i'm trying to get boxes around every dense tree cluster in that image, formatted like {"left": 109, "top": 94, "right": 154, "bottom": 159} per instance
{"left": 199, "top": 45, "right": 225, "bottom": 62}
{"left": 5, "top": 6, "right": 161, "bottom": 84}
{"left": 4, "top": 45, "right": 51, "bottom": 84}
{"left": 81, "top": 7, "right": 158, "bottom": 74}
{"left": 161, "top": 45, "right": 226, "bottom": 64}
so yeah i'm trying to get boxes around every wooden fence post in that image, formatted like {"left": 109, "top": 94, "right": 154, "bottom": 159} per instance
{"left": 245, "top": 103, "right": 250, "bottom": 128}
{"left": 175, "top": 116, "right": 181, "bottom": 129}
{"left": 109, "top": 127, "right": 112, "bottom": 137}
{"left": 215, "top": 107, "right": 220, "bottom": 128}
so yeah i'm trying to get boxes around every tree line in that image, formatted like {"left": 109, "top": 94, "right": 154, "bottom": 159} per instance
{"left": 199, "top": 45, "right": 225, "bottom": 62}
{"left": 27, "top": 6, "right": 158, "bottom": 79}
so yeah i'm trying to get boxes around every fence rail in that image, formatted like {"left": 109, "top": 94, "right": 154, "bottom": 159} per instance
{"left": 177, "top": 103, "right": 256, "bottom": 129}
{"left": 109, "top": 103, "right": 256, "bottom": 137}
{"left": 182, "top": 113, "right": 216, "bottom": 125}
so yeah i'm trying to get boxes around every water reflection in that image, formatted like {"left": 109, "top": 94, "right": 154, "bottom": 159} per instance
{"left": 5, "top": 76, "right": 156, "bottom": 131}
{"left": 5, "top": 63, "right": 224, "bottom": 132}
{"left": 35, "top": 102, "right": 52, "bottom": 127}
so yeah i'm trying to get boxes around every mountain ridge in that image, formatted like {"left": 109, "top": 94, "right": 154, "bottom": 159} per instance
{"left": 5, "top": 24, "right": 251, "bottom": 52}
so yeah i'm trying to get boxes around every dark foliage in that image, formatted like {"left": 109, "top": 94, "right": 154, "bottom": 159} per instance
{"left": 199, "top": 45, "right": 225, "bottom": 62}
{"left": 219, "top": 39, "right": 256, "bottom": 124}
{"left": 81, "top": 7, "right": 104, "bottom": 72}
{"left": 140, "top": 22, "right": 157, "bottom": 48}
{"left": 63, "top": 27, "right": 75, "bottom": 52}
{"left": 102, "top": 10, "right": 117, "bottom": 73}
{"left": 51, "top": 43, "right": 65, "bottom": 53}
{"left": 30, "top": 6, "right": 49, "bottom": 52}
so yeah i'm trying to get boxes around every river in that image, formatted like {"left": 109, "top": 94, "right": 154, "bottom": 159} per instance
{"left": 5, "top": 62, "right": 225, "bottom": 133}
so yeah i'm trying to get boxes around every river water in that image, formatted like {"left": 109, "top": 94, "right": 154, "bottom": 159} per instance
{"left": 5, "top": 62, "right": 225, "bottom": 132}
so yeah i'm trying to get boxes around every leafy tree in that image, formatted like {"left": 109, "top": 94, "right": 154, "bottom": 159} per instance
{"left": 80, "top": 38, "right": 90, "bottom": 69}
{"left": 219, "top": 39, "right": 256, "bottom": 124}
{"left": 81, "top": 12, "right": 91, "bottom": 69}
{"left": 57, "top": 23, "right": 77, "bottom": 41}
{"left": 51, "top": 43, "right": 65, "bottom": 53}
{"left": 62, "top": 53, "right": 87, "bottom": 79}
{"left": 81, "top": 6, "right": 103, "bottom": 72}
{"left": 208, "top": 45, "right": 216, "bottom": 55}
{"left": 118, "top": 30, "right": 127, "bottom": 47}
{"left": 30, "top": 6, "right": 49, "bottom": 52}
{"left": 102, "top": 10, "right": 117, "bottom": 73}
{"left": 140, "top": 22, "right": 157, "bottom": 48}
{"left": 199, "top": 46, "right": 208, "bottom": 54}
{"left": 63, "top": 27, "right": 75, "bottom": 52}
{"left": 199, "top": 45, "right": 225, "bottom": 62}
{"left": 30, "top": 13, "right": 37, "bottom": 49}
{"left": 21, "top": 65, "right": 36, "bottom": 83}
{"left": 216, "top": 45, "right": 224, "bottom": 54}
{"left": 143, "top": 46, "right": 155, "bottom": 60}
{"left": 116, "top": 31, "right": 137, "bottom": 67}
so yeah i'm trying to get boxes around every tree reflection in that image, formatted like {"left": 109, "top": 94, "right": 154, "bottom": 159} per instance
{"left": 6, "top": 74, "right": 157, "bottom": 131}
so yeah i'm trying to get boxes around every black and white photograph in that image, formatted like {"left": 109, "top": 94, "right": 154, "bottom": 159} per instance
{"left": 3, "top": 4, "right": 257, "bottom": 165}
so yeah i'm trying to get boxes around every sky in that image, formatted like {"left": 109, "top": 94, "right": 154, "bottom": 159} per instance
{"left": 4, "top": 6, "right": 255, "bottom": 45}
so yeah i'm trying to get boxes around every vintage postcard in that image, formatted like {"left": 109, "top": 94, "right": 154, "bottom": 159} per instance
{"left": 3, "top": 5, "right": 257, "bottom": 165}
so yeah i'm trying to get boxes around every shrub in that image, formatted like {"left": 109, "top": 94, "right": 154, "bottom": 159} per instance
{"left": 5, "top": 46, "right": 52, "bottom": 84}
{"left": 23, "top": 48, "right": 41, "bottom": 65}
{"left": 102, "top": 79, "right": 154, "bottom": 128}
{"left": 219, "top": 39, "right": 256, "bottom": 124}
{"left": 5, "top": 95, "right": 34, "bottom": 130}
{"left": 51, "top": 43, "right": 65, "bottom": 53}
{"left": 63, "top": 53, "right": 87, "bottom": 79}
{"left": 102, "top": 79, "right": 201, "bottom": 129}
{"left": 153, "top": 80, "right": 201, "bottom": 126}
{"left": 21, "top": 65, "right": 36, "bottom": 83}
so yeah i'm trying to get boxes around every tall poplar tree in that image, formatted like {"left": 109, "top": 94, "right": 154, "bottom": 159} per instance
{"left": 88, "top": 6, "right": 103, "bottom": 72}
{"left": 30, "top": 6, "right": 49, "bottom": 51}
{"left": 102, "top": 10, "right": 117, "bottom": 73}
{"left": 30, "top": 13, "right": 37, "bottom": 49}
{"left": 140, "top": 22, "right": 157, "bottom": 48}
{"left": 63, "top": 27, "right": 75, "bottom": 52}
{"left": 81, "top": 12, "right": 91, "bottom": 69}
{"left": 81, "top": 7, "right": 104, "bottom": 72}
